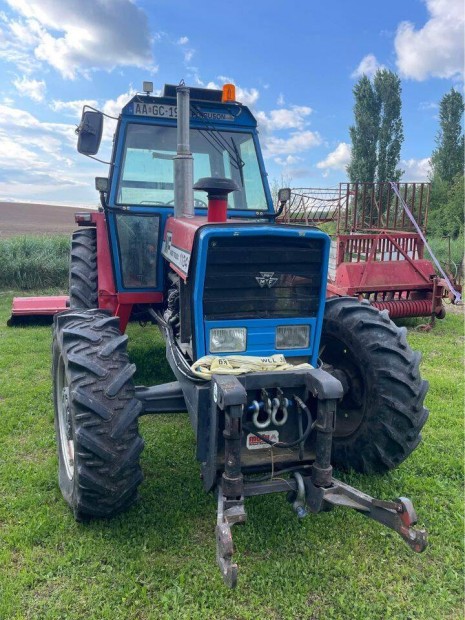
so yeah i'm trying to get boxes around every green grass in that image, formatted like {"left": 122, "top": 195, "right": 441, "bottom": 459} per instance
{"left": 0, "top": 235, "right": 70, "bottom": 290}
{"left": 0, "top": 291, "right": 463, "bottom": 619}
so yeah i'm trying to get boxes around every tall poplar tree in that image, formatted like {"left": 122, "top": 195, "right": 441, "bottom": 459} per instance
{"left": 374, "top": 70, "right": 404, "bottom": 182}
{"left": 347, "top": 69, "right": 404, "bottom": 183}
{"left": 431, "top": 88, "right": 464, "bottom": 184}
{"left": 428, "top": 89, "right": 464, "bottom": 238}
{"left": 346, "top": 76, "right": 380, "bottom": 183}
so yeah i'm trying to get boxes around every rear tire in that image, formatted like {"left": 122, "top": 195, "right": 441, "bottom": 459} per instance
{"left": 52, "top": 309, "right": 144, "bottom": 519}
{"left": 69, "top": 229, "right": 98, "bottom": 309}
{"left": 320, "top": 297, "right": 428, "bottom": 473}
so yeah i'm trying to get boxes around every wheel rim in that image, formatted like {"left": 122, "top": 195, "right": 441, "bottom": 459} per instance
{"left": 56, "top": 356, "right": 74, "bottom": 480}
{"left": 320, "top": 335, "right": 366, "bottom": 438}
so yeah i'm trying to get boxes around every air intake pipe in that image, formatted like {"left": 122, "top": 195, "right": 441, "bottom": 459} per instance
{"left": 193, "top": 177, "right": 239, "bottom": 222}
{"left": 174, "top": 85, "right": 194, "bottom": 218}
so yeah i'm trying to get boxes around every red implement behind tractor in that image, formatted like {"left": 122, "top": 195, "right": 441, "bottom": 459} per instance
{"left": 277, "top": 182, "right": 458, "bottom": 324}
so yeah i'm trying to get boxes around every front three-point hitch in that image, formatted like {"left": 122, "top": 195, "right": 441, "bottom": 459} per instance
{"left": 211, "top": 371, "right": 427, "bottom": 588}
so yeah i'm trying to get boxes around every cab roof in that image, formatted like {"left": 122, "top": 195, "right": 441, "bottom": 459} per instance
{"left": 121, "top": 84, "right": 257, "bottom": 129}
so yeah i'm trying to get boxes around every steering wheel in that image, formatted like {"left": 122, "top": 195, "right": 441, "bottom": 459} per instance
{"left": 165, "top": 198, "right": 207, "bottom": 209}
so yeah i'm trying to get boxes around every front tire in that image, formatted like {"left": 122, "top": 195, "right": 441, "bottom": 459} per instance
{"left": 320, "top": 297, "right": 428, "bottom": 473}
{"left": 53, "top": 309, "right": 144, "bottom": 519}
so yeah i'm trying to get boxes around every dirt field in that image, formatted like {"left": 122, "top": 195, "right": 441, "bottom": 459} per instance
{"left": 0, "top": 202, "right": 95, "bottom": 238}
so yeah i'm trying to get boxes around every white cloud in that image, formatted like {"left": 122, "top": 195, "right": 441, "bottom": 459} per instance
{"left": 234, "top": 85, "right": 259, "bottom": 107}
{"left": 401, "top": 157, "right": 431, "bottom": 181}
{"left": 211, "top": 77, "right": 260, "bottom": 107}
{"left": 177, "top": 36, "right": 195, "bottom": 65}
{"left": 50, "top": 99, "right": 99, "bottom": 118}
{"left": 50, "top": 88, "right": 135, "bottom": 147}
{"left": 102, "top": 88, "right": 136, "bottom": 119}
{"left": 418, "top": 101, "right": 439, "bottom": 111}
{"left": 0, "top": 135, "right": 47, "bottom": 171}
{"left": 274, "top": 155, "right": 303, "bottom": 166}
{"left": 184, "top": 49, "right": 194, "bottom": 63}
{"left": 263, "top": 131, "right": 322, "bottom": 157}
{"left": 256, "top": 106, "right": 312, "bottom": 132}
{"left": 0, "top": 13, "right": 43, "bottom": 74}
{"left": 51, "top": 89, "right": 137, "bottom": 145}
{"left": 277, "top": 93, "right": 285, "bottom": 106}
{"left": 351, "top": 54, "right": 385, "bottom": 78}
{"left": 3, "top": 0, "right": 155, "bottom": 79}
{"left": 200, "top": 75, "right": 320, "bottom": 163}
{"left": 316, "top": 142, "right": 351, "bottom": 172}
{"left": 395, "top": 0, "right": 464, "bottom": 80}
{"left": 195, "top": 75, "right": 260, "bottom": 107}
{"left": 12, "top": 74, "right": 46, "bottom": 102}
{"left": 0, "top": 102, "right": 85, "bottom": 199}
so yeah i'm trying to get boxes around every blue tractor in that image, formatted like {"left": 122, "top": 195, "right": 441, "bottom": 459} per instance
{"left": 52, "top": 82, "right": 428, "bottom": 587}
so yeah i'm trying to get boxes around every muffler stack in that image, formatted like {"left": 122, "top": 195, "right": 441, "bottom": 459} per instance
{"left": 174, "top": 85, "right": 194, "bottom": 218}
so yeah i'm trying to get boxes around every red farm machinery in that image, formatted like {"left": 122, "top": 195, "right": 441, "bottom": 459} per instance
{"left": 10, "top": 83, "right": 430, "bottom": 587}
{"left": 277, "top": 182, "right": 460, "bottom": 324}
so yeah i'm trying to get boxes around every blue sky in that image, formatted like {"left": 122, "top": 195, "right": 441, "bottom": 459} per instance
{"left": 0, "top": 0, "right": 463, "bottom": 205}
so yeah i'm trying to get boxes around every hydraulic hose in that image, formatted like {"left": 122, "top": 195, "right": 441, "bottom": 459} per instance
{"left": 242, "top": 395, "right": 315, "bottom": 449}
{"left": 148, "top": 307, "right": 206, "bottom": 384}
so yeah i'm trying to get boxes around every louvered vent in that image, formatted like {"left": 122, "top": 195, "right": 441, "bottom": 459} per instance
{"left": 203, "top": 236, "right": 323, "bottom": 320}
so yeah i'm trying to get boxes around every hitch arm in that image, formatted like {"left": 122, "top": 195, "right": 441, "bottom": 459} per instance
{"left": 211, "top": 374, "right": 247, "bottom": 588}
{"left": 306, "top": 477, "right": 427, "bottom": 553}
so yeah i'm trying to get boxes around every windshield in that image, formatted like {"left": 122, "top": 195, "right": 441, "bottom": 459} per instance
{"left": 117, "top": 123, "right": 268, "bottom": 211}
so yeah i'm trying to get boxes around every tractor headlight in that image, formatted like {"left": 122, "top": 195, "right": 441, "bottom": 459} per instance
{"left": 209, "top": 328, "right": 247, "bottom": 353}
{"left": 276, "top": 325, "right": 310, "bottom": 350}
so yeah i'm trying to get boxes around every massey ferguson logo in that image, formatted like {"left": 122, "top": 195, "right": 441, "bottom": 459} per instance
{"left": 255, "top": 272, "right": 278, "bottom": 288}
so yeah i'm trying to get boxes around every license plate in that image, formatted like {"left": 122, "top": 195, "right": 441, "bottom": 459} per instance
{"left": 133, "top": 103, "right": 178, "bottom": 118}
{"left": 246, "top": 431, "right": 279, "bottom": 450}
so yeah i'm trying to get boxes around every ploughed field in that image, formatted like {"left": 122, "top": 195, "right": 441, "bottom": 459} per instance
{"left": 0, "top": 202, "right": 94, "bottom": 237}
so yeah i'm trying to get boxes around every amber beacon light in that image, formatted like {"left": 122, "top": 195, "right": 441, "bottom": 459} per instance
{"left": 222, "top": 83, "right": 236, "bottom": 102}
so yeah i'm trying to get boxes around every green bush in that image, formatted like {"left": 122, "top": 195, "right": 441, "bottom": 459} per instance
{"left": 0, "top": 235, "right": 70, "bottom": 290}
{"left": 425, "top": 234, "right": 464, "bottom": 275}
{"left": 428, "top": 174, "right": 464, "bottom": 239}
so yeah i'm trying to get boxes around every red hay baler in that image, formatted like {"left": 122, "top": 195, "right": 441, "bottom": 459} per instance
{"left": 278, "top": 182, "right": 450, "bottom": 323}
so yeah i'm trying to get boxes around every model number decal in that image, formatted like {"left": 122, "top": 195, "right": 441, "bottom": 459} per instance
{"left": 246, "top": 431, "right": 279, "bottom": 450}
{"left": 162, "top": 232, "right": 191, "bottom": 275}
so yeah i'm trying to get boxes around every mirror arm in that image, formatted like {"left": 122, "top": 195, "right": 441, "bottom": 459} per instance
{"left": 263, "top": 199, "right": 287, "bottom": 221}
{"left": 99, "top": 191, "right": 107, "bottom": 211}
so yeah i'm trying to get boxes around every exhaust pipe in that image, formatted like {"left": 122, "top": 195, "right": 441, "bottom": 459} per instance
{"left": 174, "top": 85, "right": 194, "bottom": 218}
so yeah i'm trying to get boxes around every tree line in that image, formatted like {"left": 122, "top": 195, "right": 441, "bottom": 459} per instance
{"left": 347, "top": 70, "right": 464, "bottom": 239}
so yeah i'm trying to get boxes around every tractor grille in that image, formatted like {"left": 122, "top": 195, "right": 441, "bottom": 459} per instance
{"left": 203, "top": 235, "right": 323, "bottom": 320}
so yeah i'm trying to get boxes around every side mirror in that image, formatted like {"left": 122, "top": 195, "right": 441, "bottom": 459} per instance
{"left": 76, "top": 108, "right": 103, "bottom": 155}
{"left": 95, "top": 177, "right": 109, "bottom": 192}
{"left": 278, "top": 187, "right": 291, "bottom": 203}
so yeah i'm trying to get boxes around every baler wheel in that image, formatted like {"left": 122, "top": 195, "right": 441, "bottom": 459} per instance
{"left": 52, "top": 309, "right": 144, "bottom": 520}
{"left": 69, "top": 228, "right": 98, "bottom": 309}
{"left": 320, "top": 297, "right": 428, "bottom": 474}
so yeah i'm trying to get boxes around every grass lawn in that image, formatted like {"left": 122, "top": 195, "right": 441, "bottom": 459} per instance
{"left": 0, "top": 291, "right": 463, "bottom": 620}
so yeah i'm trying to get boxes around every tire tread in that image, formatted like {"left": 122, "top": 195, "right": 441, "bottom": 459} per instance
{"left": 53, "top": 309, "right": 144, "bottom": 519}
{"left": 322, "top": 296, "right": 428, "bottom": 474}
